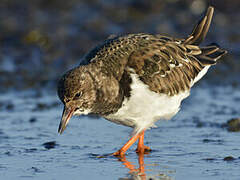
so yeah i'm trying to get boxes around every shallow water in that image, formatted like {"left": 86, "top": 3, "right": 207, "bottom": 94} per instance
{"left": 1, "top": 83, "right": 240, "bottom": 180}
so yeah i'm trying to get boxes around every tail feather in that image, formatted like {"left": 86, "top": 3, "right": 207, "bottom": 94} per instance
{"left": 184, "top": 6, "right": 214, "bottom": 45}
{"left": 196, "top": 45, "right": 227, "bottom": 65}
{"left": 183, "top": 6, "right": 228, "bottom": 65}
{"left": 200, "top": 46, "right": 219, "bottom": 55}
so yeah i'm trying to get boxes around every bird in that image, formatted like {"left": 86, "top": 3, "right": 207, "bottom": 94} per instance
{"left": 57, "top": 6, "right": 227, "bottom": 157}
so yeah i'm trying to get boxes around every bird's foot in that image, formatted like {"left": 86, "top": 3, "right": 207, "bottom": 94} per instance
{"left": 112, "top": 150, "right": 126, "bottom": 157}
{"left": 135, "top": 145, "right": 151, "bottom": 154}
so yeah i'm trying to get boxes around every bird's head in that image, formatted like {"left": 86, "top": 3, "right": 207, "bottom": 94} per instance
{"left": 57, "top": 67, "right": 97, "bottom": 134}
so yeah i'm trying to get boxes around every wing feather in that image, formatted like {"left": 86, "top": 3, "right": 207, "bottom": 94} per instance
{"left": 125, "top": 6, "right": 226, "bottom": 96}
{"left": 126, "top": 34, "right": 226, "bottom": 96}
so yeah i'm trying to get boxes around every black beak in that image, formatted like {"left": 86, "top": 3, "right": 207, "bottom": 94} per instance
{"left": 58, "top": 106, "right": 75, "bottom": 134}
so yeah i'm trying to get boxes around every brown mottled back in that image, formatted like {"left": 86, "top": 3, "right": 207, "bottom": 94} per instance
{"left": 125, "top": 7, "right": 227, "bottom": 96}
{"left": 81, "top": 7, "right": 226, "bottom": 98}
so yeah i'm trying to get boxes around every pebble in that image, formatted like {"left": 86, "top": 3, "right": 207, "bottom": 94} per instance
{"left": 42, "top": 141, "right": 58, "bottom": 150}
{"left": 227, "top": 118, "right": 240, "bottom": 132}
{"left": 223, "top": 156, "right": 235, "bottom": 161}
{"left": 29, "top": 117, "right": 37, "bottom": 123}
{"left": 6, "top": 103, "right": 14, "bottom": 111}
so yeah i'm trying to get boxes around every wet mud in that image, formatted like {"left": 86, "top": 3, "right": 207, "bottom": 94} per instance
{"left": 1, "top": 83, "right": 240, "bottom": 180}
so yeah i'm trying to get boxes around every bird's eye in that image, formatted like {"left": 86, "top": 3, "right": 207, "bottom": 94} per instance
{"left": 74, "top": 92, "right": 82, "bottom": 99}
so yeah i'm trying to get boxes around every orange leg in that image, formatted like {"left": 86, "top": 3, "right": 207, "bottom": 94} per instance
{"left": 113, "top": 133, "right": 140, "bottom": 157}
{"left": 136, "top": 131, "right": 151, "bottom": 153}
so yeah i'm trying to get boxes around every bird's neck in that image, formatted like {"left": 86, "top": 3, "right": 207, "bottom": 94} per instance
{"left": 86, "top": 63, "right": 124, "bottom": 115}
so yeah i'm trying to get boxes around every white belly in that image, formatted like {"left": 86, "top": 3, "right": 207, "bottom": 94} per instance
{"left": 104, "top": 73, "right": 190, "bottom": 135}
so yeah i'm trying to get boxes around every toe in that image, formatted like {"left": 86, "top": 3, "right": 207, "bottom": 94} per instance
{"left": 112, "top": 150, "right": 125, "bottom": 157}
{"left": 136, "top": 146, "right": 151, "bottom": 154}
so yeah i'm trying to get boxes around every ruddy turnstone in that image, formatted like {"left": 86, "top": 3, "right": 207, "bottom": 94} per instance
{"left": 57, "top": 6, "right": 227, "bottom": 156}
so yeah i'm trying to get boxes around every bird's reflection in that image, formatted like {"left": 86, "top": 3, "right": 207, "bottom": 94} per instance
{"left": 117, "top": 152, "right": 172, "bottom": 180}
{"left": 118, "top": 152, "right": 146, "bottom": 179}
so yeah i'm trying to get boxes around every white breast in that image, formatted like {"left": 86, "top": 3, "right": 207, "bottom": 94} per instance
{"left": 105, "top": 73, "right": 190, "bottom": 135}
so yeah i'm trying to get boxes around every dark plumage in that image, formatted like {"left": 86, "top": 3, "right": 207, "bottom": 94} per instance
{"left": 57, "top": 7, "right": 227, "bottom": 156}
